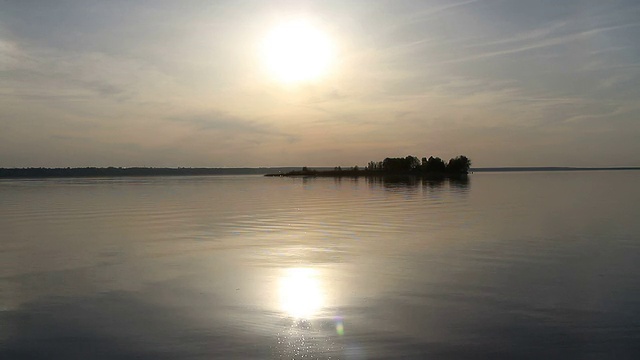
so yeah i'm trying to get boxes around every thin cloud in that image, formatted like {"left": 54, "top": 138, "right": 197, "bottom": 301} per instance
{"left": 440, "top": 22, "right": 640, "bottom": 64}
{"left": 166, "top": 111, "right": 292, "bottom": 139}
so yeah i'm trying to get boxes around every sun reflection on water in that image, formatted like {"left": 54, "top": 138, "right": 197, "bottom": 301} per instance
{"left": 279, "top": 268, "right": 323, "bottom": 319}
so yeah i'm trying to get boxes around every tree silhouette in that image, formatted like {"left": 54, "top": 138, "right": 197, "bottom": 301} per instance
{"left": 382, "top": 155, "right": 420, "bottom": 173}
{"left": 446, "top": 155, "right": 471, "bottom": 174}
{"left": 422, "top": 156, "right": 446, "bottom": 172}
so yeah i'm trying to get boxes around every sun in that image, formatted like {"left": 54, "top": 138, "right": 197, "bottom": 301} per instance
{"left": 261, "top": 19, "right": 334, "bottom": 84}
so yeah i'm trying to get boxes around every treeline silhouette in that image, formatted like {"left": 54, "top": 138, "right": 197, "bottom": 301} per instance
{"left": 368, "top": 155, "right": 471, "bottom": 174}
{"left": 0, "top": 167, "right": 300, "bottom": 178}
{"left": 267, "top": 155, "right": 471, "bottom": 178}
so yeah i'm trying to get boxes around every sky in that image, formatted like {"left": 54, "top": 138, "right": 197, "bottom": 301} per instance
{"left": 1, "top": 0, "right": 639, "bottom": 168}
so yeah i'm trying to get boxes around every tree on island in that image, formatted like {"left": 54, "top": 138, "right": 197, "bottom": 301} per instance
{"left": 422, "top": 156, "right": 446, "bottom": 172}
{"left": 376, "top": 154, "right": 470, "bottom": 175}
{"left": 366, "top": 161, "right": 384, "bottom": 171}
{"left": 382, "top": 156, "right": 420, "bottom": 173}
{"left": 445, "top": 155, "right": 472, "bottom": 174}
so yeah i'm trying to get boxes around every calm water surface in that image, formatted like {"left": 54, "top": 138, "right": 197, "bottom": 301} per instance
{"left": 1, "top": 172, "right": 639, "bottom": 359}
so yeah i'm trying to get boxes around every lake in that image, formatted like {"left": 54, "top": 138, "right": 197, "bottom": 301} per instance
{"left": 1, "top": 171, "right": 639, "bottom": 359}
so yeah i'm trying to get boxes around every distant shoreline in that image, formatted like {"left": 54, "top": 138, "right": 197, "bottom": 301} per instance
{"left": 471, "top": 167, "right": 640, "bottom": 172}
{"left": 0, "top": 167, "right": 298, "bottom": 179}
{"left": 1, "top": 166, "right": 638, "bottom": 179}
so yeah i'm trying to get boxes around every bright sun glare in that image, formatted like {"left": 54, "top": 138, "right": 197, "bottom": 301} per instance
{"left": 279, "top": 268, "right": 323, "bottom": 318}
{"left": 262, "top": 19, "right": 334, "bottom": 84}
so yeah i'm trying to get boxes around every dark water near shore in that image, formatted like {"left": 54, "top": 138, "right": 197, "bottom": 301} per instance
{"left": 1, "top": 171, "right": 639, "bottom": 359}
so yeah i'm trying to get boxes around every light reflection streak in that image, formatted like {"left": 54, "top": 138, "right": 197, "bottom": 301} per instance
{"left": 279, "top": 267, "right": 323, "bottom": 319}
{"left": 274, "top": 266, "right": 357, "bottom": 358}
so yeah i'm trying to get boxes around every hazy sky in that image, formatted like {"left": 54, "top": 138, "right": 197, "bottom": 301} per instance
{"left": 1, "top": 0, "right": 639, "bottom": 167}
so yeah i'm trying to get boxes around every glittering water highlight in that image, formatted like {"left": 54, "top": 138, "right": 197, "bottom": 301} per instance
{"left": 279, "top": 267, "right": 324, "bottom": 319}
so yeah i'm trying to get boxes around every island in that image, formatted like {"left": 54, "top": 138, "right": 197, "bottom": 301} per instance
{"left": 265, "top": 155, "right": 471, "bottom": 179}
